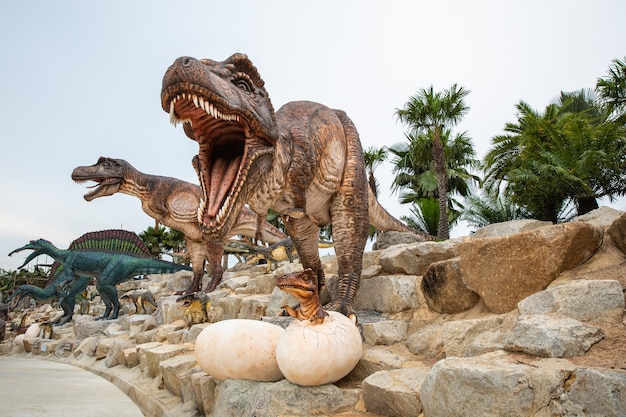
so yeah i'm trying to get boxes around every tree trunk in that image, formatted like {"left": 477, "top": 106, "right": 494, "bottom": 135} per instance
{"left": 576, "top": 196, "right": 599, "bottom": 216}
{"left": 432, "top": 128, "right": 449, "bottom": 240}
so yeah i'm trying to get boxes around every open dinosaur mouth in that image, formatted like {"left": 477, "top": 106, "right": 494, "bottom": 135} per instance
{"left": 165, "top": 91, "right": 272, "bottom": 234}
{"left": 77, "top": 178, "right": 121, "bottom": 201}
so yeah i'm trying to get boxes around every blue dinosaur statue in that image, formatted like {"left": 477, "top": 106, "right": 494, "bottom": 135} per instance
{"left": 9, "top": 229, "right": 191, "bottom": 320}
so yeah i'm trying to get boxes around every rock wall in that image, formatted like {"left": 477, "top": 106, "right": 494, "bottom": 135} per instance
{"left": 2, "top": 206, "right": 626, "bottom": 417}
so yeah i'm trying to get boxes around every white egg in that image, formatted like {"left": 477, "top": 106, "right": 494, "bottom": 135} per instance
{"left": 24, "top": 323, "right": 40, "bottom": 339}
{"left": 195, "top": 319, "right": 285, "bottom": 382}
{"left": 276, "top": 311, "right": 362, "bottom": 386}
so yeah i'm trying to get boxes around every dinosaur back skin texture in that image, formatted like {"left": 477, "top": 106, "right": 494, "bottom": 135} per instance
{"left": 161, "top": 53, "right": 433, "bottom": 319}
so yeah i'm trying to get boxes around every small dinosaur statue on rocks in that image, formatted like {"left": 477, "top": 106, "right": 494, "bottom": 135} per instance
{"left": 161, "top": 53, "right": 434, "bottom": 319}
{"left": 9, "top": 230, "right": 192, "bottom": 320}
{"left": 120, "top": 289, "right": 158, "bottom": 315}
{"left": 277, "top": 268, "right": 328, "bottom": 324}
{"left": 72, "top": 157, "right": 287, "bottom": 294}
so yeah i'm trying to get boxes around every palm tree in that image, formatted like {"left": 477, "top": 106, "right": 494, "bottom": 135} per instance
{"left": 363, "top": 146, "right": 388, "bottom": 197}
{"left": 388, "top": 128, "right": 479, "bottom": 236}
{"left": 395, "top": 84, "right": 470, "bottom": 239}
{"left": 462, "top": 192, "right": 527, "bottom": 229}
{"left": 139, "top": 225, "right": 169, "bottom": 258}
{"left": 596, "top": 56, "right": 626, "bottom": 125}
{"left": 483, "top": 94, "right": 626, "bottom": 221}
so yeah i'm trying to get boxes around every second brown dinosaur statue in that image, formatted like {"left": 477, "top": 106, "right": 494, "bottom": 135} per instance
{"left": 72, "top": 157, "right": 287, "bottom": 294}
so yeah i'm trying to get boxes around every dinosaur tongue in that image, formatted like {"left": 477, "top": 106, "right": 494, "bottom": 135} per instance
{"left": 208, "top": 155, "right": 241, "bottom": 217}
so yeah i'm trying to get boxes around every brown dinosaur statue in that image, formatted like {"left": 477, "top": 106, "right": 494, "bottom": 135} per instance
{"left": 71, "top": 157, "right": 287, "bottom": 294}
{"left": 161, "top": 53, "right": 434, "bottom": 319}
{"left": 277, "top": 268, "right": 328, "bottom": 324}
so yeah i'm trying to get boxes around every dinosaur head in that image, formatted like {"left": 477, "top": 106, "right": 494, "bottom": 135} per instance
{"left": 8, "top": 239, "right": 56, "bottom": 269}
{"left": 71, "top": 157, "right": 126, "bottom": 201}
{"left": 276, "top": 268, "right": 319, "bottom": 304}
{"left": 161, "top": 53, "right": 278, "bottom": 238}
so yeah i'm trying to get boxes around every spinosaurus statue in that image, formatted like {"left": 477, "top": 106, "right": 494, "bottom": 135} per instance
{"left": 161, "top": 53, "right": 434, "bottom": 319}
{"left": 71, "top": 156, "right": 287, "bottom": 294}
{"left": 9, "top": 229, "right": 192, "bottom": 320}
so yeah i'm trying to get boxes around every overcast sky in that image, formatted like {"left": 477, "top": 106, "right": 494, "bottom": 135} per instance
{"left": 1, "top": 1, "right": 625, "bottom": 271}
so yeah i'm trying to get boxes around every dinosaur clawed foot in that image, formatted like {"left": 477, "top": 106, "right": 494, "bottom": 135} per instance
{"left": 323, "top": 301, "right": 358, "bottom": 324}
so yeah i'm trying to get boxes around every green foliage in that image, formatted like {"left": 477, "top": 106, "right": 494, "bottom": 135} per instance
{"left": 482, "top": 90, "right": 626, "bottom": 222}
{"left": 138, "top": 225, "right": 186, "bottom": 260}
{"left": 394, "top": 84, "right": 472, "bottom": 239}
{"left": 596, "top": 56, "right": 626, "bottom": 125}
{"left": 0, "top": 267, "right": 49, "bottom": 302}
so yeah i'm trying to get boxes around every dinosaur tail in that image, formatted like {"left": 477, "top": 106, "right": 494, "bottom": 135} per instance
{"left": 367, "top": 188, "right": 435, "bottom": 241}
{"left": 133, "top": 258, "right": 193, "bottom": 276}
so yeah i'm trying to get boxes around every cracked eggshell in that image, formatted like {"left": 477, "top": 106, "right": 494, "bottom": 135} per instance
{"left": 194, "top": 319, "right": 285, "bottom": 382}
{"left": 276, "top": 311, "right": 363, "bottom": 386}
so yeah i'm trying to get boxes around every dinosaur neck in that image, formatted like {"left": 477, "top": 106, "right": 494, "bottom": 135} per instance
{"left": 43, "top": 246, "right": 69, "bottom": 263}
{"left": 118, "top": 166, "right": 153, "bottom": 201}
{"left": 248, "top": 136, "right": 291, "bottom": 211}
{"left": 22, "top": 284, "right": 56, "bottom": 300}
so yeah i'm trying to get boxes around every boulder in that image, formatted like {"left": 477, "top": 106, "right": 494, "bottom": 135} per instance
{"left": 372, "top": 231, "right": 430, "bottom": 250}
{"left": 441, "top": 315, "right": 506, "bottom": 357}
{"left": 210, "top": 378, "right": 359, "bottom": 417}
{"left": 361, "top": 320, "right": 409, "bottom": 346}
{"left": 362, "top": 367, "right": 430, "bottom": 417}
{"left": 378, "top": 240, "right": 459, "bottom": 275}
{"left": 459, "top": 222, "right": 603, "bottom": 313}
{"left": 421, "top": 257, "right": 480, "bottom": 313}
{"left": 573, "top": 205, "right": 624, "bottom": 228}
{"left": 354, "top": 275, "right": 420, "bottom": 313}
{"left": 518, "top": 279, "right": 625, "bottom": 322}
{"left": 608, "top": 211, "right": 626, "bottom": 255}
{"left": 420, "top": 352, "right": 574, "bottom": 417}
{"left": 502, "top": 314, "right": 604, "bottom": 357}
{"left": 472, "top": 219, "right": 552, "bottom": 238}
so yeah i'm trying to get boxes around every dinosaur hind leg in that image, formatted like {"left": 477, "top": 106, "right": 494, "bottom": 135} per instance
{"left": 324, "top": 127, "right": 369, "bottom": 320}
{"left": 96, "top": 281, "right": 121, "bottom": 320}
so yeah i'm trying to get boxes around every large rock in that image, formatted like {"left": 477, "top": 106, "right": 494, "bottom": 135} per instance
{"left": 210, "top": 378, "right": 359, "bottom": 417}
{"left": 459, "top": 222, "right": 603, "bottom": 313}
{"left": 354, "top": 275, "right": 420, "bottom": 313}
{"left": 608, "top": 211, "right": 626, "bottom": 255}
{"left": 421, "top": 257, "right": 480, "bottom": 313}
{"left": 420, "top": 352, "right": 573, "bottom": 417}
{"left": 378, "top": 240, "right": 459, "bottom": 275}
{"left": 472, "top": 219, "right": 552, "bottom": 238}
{"left": 372, "top": 231, "right": 430, "bottom": 250}
{"left": 502, "top": 314, "right": 605, "bottom": 357}
{"left": 518, "top": 279, "right": 625, "bottom": 322}
{"left": 573, "top": 206, "right": 624, "bottom": 228}
{"left": 441, "top": 315, "right": 506, "bottom": 357}
{"left": 362, "top": 367, "right": 430, "bottom": 417}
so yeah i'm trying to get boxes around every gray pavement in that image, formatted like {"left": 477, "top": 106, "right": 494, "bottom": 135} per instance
{"left": 0, "top": 357, "right": 144, "bottom": 417}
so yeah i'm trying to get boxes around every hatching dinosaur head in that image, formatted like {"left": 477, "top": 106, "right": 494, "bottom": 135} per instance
{"left": 71, "top": 157, "right": 127, "bottom": 201}
{"left": 161, "top": 53, "right": 278, "bottom": 239}
{"left": 8, "top": 239, "right": 57, "bottom": 269}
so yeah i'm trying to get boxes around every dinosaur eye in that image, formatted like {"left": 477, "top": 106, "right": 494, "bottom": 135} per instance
{"left": 233, "top": 74, "right": 254, "bottom": 94}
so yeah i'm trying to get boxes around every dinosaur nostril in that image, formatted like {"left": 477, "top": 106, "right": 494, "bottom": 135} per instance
{"left": 181, "top": 57, "right": 193, "bottom": 67}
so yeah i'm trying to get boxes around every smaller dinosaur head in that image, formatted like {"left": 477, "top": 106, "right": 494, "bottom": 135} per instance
{"left": 8, "top": 239, "right": 56, "bottom": 269}
{"left": 71, "top": 157, "right": 126, "bottom": 201}
{"left": 276, "top": 268, "right": 319, "bottom": 303}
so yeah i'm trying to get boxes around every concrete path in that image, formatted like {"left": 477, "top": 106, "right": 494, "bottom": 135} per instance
{"left": 0, "top": 357, "right": 144, "bottom": 417}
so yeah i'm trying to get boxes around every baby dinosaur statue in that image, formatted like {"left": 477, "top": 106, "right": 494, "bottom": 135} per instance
{"left": 161, "top": 53, "right": 434, "bottom": 319}
{"left": 71, "top": 156, "right": 287, "bottom": 294}
{"left": 277, "top": 268, "right": 328, "bottom": 324}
